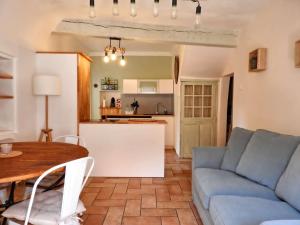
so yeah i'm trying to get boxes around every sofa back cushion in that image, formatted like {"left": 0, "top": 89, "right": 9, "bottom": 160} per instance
{"left": 276, "top": 144, "right": 300, "bottom": 211}
{"left": 221, "top": 127, "right": 253, "bottom": 172}
{"left": 236, "top": 129, "right": 300, "bottom": 189}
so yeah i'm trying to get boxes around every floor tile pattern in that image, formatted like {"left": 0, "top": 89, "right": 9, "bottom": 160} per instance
{"left": 81, "top": 149, "right": 203, "bottom": 225}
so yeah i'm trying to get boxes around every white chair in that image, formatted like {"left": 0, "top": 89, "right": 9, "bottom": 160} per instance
{"left": 2, "top": 156, "right": 94, "bottom": 225}
{"left": 25, "top": 135, "right": 87, "bottom": 192}
{"left": 53, "top": 135, "right": 86, "bottom": 148}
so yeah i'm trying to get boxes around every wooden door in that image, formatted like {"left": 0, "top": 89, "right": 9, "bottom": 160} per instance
{"left": 180, "top": 81, "right": 218, "bottom": 158}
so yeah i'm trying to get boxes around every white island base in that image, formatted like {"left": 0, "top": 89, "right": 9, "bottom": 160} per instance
{"left": 80, "top": 122, "right": 165, "bottom": 177}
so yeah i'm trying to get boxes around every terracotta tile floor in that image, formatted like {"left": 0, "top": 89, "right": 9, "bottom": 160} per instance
{"left": 81, "top": 149, "right": 203, "bottom": 225}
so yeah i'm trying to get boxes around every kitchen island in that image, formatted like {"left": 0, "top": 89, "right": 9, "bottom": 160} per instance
{"left": 79, "top": 119, "right": 166, "bottom": 177}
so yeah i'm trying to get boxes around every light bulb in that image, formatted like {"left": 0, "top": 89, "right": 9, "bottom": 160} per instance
{"left": 120, "top": 55, "right": 126, "bottom": 66}
{"left": 130, "top": 3, "right": 137, "bottom": 17}
{"left": 195, "top": 4, "right": 201, "bottom": 26}
{"left": 171, "top": 6, "right": 177, "bottom": 19}
{"left": 195, "top": 14, "right": 201, "bottom": 26}
{"left": 112, "top": 1, "right": 119, "bottom": 16}
{"left": 153, "top": 1, "right": 159, "bottom": 17}
{"left": 111, "top": 52, "right": 117, "bottom": 61}
{"left": 103, "top": 52, "right": 110, "bottom": 63}
{"left": 89, "top": 6, "right": 96, "bottom": 18}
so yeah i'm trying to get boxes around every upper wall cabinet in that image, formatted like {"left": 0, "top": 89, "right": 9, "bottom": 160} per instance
{"left": 123, "top": 79, "right": 138, "bottom": 94}
{"left": 249, "top": 48, "right": 267, "bottom": 72}
{"left": 123, "top": 79, "right": 174, "bottom": 94}
{"left": 159, "top": 79, "right": 174, "bottom": 94}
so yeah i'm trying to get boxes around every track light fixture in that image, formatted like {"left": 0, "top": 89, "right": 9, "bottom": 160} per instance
{"left": 103, "top": 38, "right": 127, "bottom": 66}
{"left": 130, "top": 0, "right": 137, "bottom": 17}
{"left": 89, "top": 0, "right": 96, "bottom": 18}
{"left": 89, "top": 0, "right": 204, "bottom": 27}
{"left": 171, "top": 0, "right": 177, "bottom": 19}
{"left": 112, "top": 0, "right": 119, "bottom": 16}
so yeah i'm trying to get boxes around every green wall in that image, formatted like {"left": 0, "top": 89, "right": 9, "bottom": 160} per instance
{"left": 91, "top": 56, "right": 173, "bottom": 119}
{"left": 91, "top": 56, "right": 173, "bottom": 79}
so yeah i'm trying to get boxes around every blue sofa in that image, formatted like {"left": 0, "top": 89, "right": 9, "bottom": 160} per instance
{"left": 192, "top": 127, "right": 300, "bottom": 225}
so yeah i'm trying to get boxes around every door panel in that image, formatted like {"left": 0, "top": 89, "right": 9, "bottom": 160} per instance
{"left": 180, "top": 81, "right": 218, "bottom": 158}
{"left": 200, "top": 123, "right": 214, "bottom": 146}
{"left": 182, "top": 123, "right": 199, "bottom": 158}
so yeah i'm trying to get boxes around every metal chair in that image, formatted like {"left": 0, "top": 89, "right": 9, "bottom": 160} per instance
{"left": 25, "top": 135, "right": 87, "bottom": 192}
{"left": 2, "top": 156, "right": 94, "bottom": 225}
{"left": 53, "top": 135, "right": 86, "bottom": 148}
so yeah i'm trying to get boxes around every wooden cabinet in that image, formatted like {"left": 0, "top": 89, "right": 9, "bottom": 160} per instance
{"left": 77, "top": 54, "right": 91, "bottom": 122}
{"left": 0, "top": 52, "right": 16, "bottom": 140}
{"left": 100, "top": 107, "right": 122, "bottom": 116}
{"left": 159, "top": 79, "right": 174, "bottom": 94}
{"left": 295, "top": 41, "right": 300, "bottom": 68}
{"left": 249, "top": 48, "right": 267, "bottom": 72}
{"left": 36, "top": 52, "right": 92, "bottom": 136}
{"left": 123, "top": 79, "right": 138, "bottom": 94}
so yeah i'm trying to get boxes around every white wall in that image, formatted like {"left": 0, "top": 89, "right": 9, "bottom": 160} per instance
{"left": 0, "top": 38, "right": 37, "bottom": 141}
{"left": 35, "top": 54, "right": 78, "bottom": 138}
{"left": 231, "top": 0, "right": 300, "bottom": 135}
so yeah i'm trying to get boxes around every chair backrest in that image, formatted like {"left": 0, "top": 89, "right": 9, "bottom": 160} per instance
{"left": 24, "top": 157, "right": 94, "bottom": 225}
{"left": 54, "top": 135, "right": 86, "bottom": 147}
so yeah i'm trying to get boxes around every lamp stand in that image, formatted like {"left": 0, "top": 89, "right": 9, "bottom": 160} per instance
{"left": 38, "top": 95, "right": 53, "bottom": 142}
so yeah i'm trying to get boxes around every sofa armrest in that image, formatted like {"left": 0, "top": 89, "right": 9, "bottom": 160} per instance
{"left": 260, "top": 221, "right": 300, "bottom": 225}
{"left": 192, "top": 147, "right": 226, "bottom": 170}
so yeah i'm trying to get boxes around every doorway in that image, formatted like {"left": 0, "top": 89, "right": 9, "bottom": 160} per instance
{"left": 180, "top": 80, "right": 218, "bottom": 158}
{"left": 226, "top": 75, "right": 234, "bottom": 143}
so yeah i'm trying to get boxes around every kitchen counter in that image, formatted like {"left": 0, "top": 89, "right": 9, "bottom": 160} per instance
{"left": 81, "top": 119, "right": 167, "bottom": 124}
{"left": 79, "top": 120, "right": 165, "bottom": 177}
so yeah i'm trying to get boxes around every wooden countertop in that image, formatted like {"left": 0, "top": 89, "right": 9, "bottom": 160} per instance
{"left": 81, "top": 119, "right": 167, "bottom": 124}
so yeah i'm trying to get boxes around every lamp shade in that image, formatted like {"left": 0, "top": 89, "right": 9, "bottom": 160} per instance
{"left": 33, "top": 75, "right": 61, "bottom": 96}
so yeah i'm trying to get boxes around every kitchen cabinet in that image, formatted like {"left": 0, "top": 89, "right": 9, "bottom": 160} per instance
{"left": 159, "top": 79, "right": 174, "bottom": 94}
{"left": 138, "top": 80, "right": 158, "bottom": 94}
{"left": 123, "top": 79, "right": 174, "bottom": 94}
{"left": 123, "top": 79, "right": 138, "bottom": 94}
{"left": 152, "top": 115, "right": 174, "bottom": 148}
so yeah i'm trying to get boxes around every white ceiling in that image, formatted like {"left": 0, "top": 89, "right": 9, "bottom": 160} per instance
{"left": 0, "top": 0, "right": 271, "bottom": 77}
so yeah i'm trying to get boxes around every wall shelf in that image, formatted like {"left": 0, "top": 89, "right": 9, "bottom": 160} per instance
{"left": 0, "top": 52, "right": 16, "bottom": 136}
{"left": 0, "top": 73, "right": 13, "bottom": 79}
{"left": 0, "top": 95, "right": 14, "bottom": 99}
{"left": 249, "top": 48, "right": 267, "bottom": 72}
{"left": 295, "top": 40, "right": 300, "bottom": 68}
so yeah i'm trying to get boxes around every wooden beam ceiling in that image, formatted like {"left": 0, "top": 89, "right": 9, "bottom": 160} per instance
{"left": 54, "top": 19, "right": 238, "bottom": 48}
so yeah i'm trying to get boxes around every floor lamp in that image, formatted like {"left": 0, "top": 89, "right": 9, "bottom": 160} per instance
{"left": 33, "top": 75, "right": 61, "bottom": 142}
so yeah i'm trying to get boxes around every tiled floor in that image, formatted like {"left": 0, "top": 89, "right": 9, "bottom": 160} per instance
{"left": 81, "top": 149, "right": 203, "bottom": 225}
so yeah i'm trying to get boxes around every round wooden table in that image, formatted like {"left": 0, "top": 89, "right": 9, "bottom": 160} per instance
{"left": 0, "top": 142, "right": 88, "bottom": 212}
{"left": 0, "top": 142, "right": 89, "bottom": 184}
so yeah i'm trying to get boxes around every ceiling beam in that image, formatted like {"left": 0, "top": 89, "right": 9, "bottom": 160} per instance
{"left": 54, "top": 19, "right": 238, "bottom": 48}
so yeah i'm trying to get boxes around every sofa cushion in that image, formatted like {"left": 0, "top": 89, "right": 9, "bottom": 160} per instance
{"left": 193, "top": 168, "right": 278, "bottom": 209}
{"left": 221, "top": 127, "right": 253, "bottom": 172}
{"left": 210, "top": 196, "right": 300, "bottom": 225}
{"left": 236, "top": 129, "right": 300, "bottom": 189}
{"left": 276, "top": 145, "right": 300, "bottom": 212}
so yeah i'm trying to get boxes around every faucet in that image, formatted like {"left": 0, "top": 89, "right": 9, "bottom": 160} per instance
{"left": 156, "top": 102, "right": 167, "bottom": 114}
